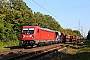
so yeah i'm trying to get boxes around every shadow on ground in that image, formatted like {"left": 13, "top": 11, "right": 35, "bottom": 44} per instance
{"left": 35, "top": 51, "right": 90, "bottom": 60}
{"left": 4, "top": 46, "right": 24, "bottom": 49}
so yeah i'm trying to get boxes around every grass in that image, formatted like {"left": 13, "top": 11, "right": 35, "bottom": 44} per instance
{"left": 36, "top": 40, "right": 90, "bottom": 60}
{"left": 78, "top": 40, "right": 90, "bottom": 52}
{"left": 66, "top": 47, "right": 78, "bottom": 54}
{"left": 0, "top": 40, "right": 19, "bottom": 50}
{"left": 75, "top": 40, "right": 90, "bottom": 60}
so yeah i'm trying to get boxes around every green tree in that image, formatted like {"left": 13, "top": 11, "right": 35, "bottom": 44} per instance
{"left": 0, "top": 17, "right": 5, "bottom": 40}
{"left": 87, "top": 30, "right": 90, "bottom": 40}
{"left": 73, "top": 30, "right": 82, "bottom": 36}
{"left": 9, "top": 0, "right": 30, "bottom": 10}
{"left": 33, "top": 12, "right": 61, "bottom": 31}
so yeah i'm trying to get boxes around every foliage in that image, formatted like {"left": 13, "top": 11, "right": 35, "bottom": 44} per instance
{"left": 64, "top": 28, "right": 81, "bottom": 36}
{"left": 0, "top": 40, "right": 19, "bottom": 50}
{"left": 87, "top": 30, "right": 90, "bottom": 40}
{"left": 73, "top": 30, "right": 82, "bottom": 36}
{"left": 0, "top": 17, "right": 5, "bottom": 40}
{"left": 76, "top": 40, "right": 90, "bottom": 60}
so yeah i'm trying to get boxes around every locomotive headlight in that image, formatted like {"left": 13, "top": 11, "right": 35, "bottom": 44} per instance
{"left": 30, "top": 35, "right": 34, "bottom": 38}
{"left": 30, "top": 35, "right": 32, "bottom": 37}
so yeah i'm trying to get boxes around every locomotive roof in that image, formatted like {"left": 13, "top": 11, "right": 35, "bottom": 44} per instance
{"left": 40, "top": 28, "right": 55, "bottom": 32}
{"left": 23, "top": 26, "right": 40, "bottom": 28}
{"left": 23, "top": 26, "right": 57, "bottom": 32}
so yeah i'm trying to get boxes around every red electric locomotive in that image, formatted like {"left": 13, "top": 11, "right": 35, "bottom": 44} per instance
{"left": 20, "top": 26, "right": 61, "bottom": 46}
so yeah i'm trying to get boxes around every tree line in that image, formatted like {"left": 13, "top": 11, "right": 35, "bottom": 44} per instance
{"left": 87, "top": 30, "right": 90, "bottom": 40}
{"left": 0, "top": 0, "right": 82, "bottom": 41}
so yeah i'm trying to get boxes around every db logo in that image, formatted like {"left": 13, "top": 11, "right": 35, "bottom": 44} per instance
{"left": 26, "top": 36, "right": 28, "bottom": 37}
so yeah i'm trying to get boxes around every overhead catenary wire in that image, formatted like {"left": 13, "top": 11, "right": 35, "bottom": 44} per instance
{"left": 32, "top": 0, "right": 76, "bottom": 29}
{"left": 32, "top": 0, "right": 57, "bottom": 18}
{"left": 43, "top": 0, "right": 65, "bottom": 22}
{"left": 43, "top": 0, "right": 78, "bottom": 29}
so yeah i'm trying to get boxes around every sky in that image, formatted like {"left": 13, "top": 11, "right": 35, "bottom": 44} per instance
{"left": 23, "top": 0, "right": 90, "bottom": 37}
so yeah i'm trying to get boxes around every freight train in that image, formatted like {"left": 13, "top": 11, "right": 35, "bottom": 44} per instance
{"left": 19, "top": 26, "right": 83, "bottom": 46}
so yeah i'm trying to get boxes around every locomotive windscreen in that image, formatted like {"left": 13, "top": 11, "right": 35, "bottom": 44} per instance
{"left": 22, "top": 28, "right": 34, "bottom": 34}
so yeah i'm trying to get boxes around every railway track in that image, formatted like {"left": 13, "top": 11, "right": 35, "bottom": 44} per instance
{"left": 0, "top": 43, "right": 76, "bottom": 60}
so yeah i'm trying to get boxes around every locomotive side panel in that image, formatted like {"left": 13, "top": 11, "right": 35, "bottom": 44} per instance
{"left": 39, "top": 29, "right": 56, "bottom": 40}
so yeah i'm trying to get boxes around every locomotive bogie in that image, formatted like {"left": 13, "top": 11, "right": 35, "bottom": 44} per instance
{"left": 19, "top": 40, "right": 60, "bottom": 47}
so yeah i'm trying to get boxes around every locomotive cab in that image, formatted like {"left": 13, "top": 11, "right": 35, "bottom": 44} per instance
{"left": 22, "top": 28, "right": 34, "bottom": 38}
{"left": 20, "top": 26, "right": 38, "bottom": 46}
